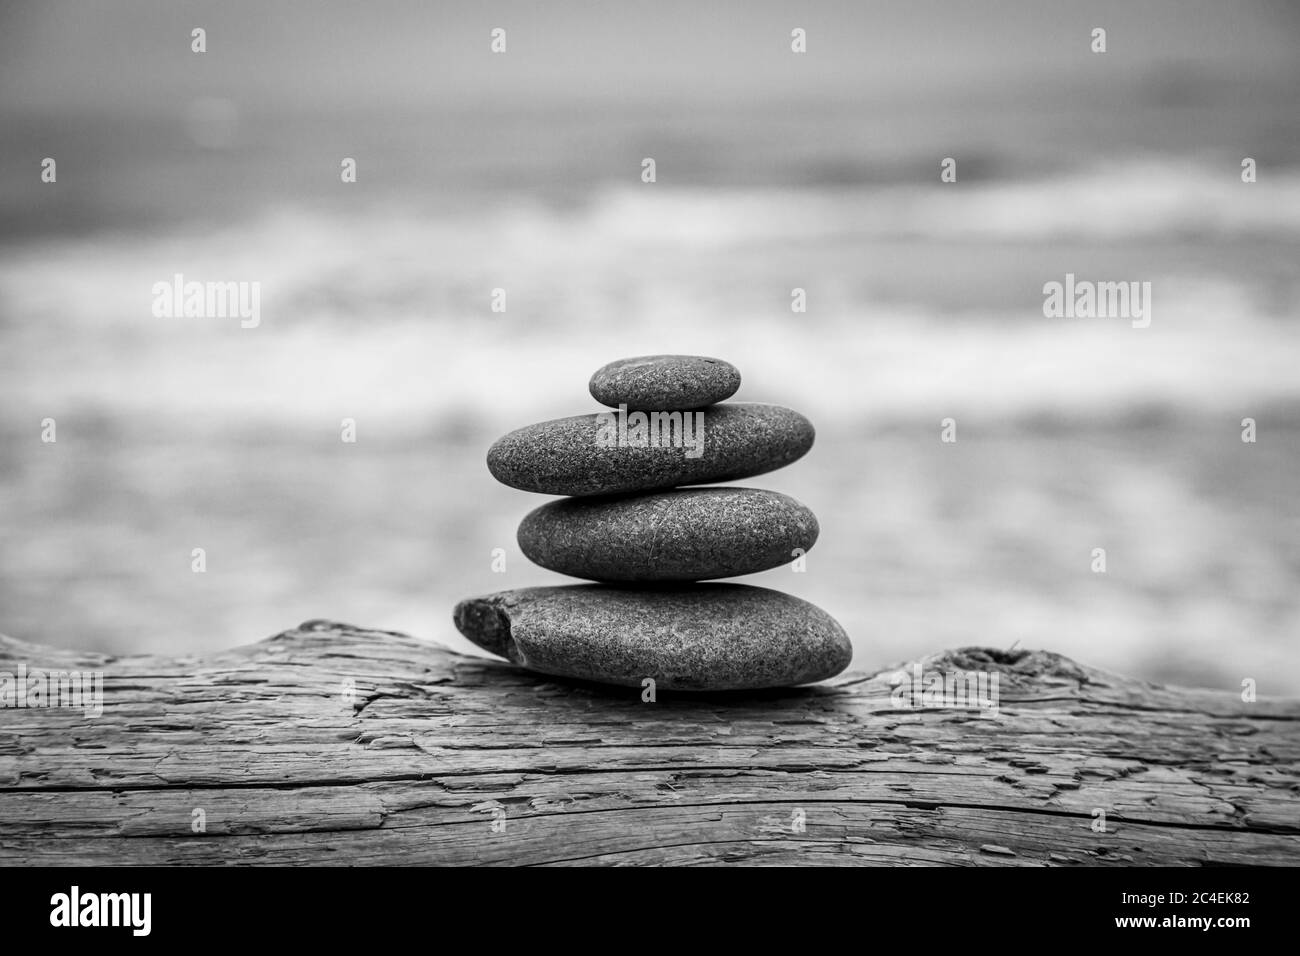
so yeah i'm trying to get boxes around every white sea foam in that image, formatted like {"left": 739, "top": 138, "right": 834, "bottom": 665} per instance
{"left": 2, "top": 159, "right": 1298, "bottom": 431}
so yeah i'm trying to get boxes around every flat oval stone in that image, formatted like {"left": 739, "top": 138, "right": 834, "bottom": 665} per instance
{"left": 453, "top": 584, "right": 852, "bottom": 690}
{"left": 589, "top": 355, "right": 741, "bottom": 411}
{"left": 592, "top": 353, "right": 743, "bottom": 408}
{"left": 486, "top": 403, "right": 814, "bottom": 496}
{"left": 518, "top": 488, "right": 818, "bottom": 581}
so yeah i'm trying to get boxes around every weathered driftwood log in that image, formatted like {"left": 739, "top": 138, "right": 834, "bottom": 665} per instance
{"left": 0, "top": 621, "right": 1296, "bottom": 866}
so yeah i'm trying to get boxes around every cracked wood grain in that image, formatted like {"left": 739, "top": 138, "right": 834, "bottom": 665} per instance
{"left": 0, "top": 620, "right": 1296, "bottom": 866}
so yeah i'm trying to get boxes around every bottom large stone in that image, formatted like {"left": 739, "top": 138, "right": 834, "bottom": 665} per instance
{"left": 453, "top": 584, "right": 852, "bottom": 691}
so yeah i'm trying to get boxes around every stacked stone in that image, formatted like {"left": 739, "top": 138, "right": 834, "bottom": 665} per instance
{"left": 453, "top": 355, "right": 852, "bottom": 691}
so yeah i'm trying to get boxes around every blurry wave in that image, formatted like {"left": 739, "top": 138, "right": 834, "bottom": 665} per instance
{"left": 583, "top": 160, "right": 1300, "bottom": 244}
{"left": 2, "top": 156, "right": 1299, "bottom": 435}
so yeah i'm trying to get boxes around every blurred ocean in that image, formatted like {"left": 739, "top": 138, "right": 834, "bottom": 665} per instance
{"left": 2, "top": 100, "right": 1299, "bottom": 692}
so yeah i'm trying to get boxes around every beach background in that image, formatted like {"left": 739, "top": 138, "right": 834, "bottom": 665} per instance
{"left": 1, "top": 0, "right": 1299, "bottom": 693}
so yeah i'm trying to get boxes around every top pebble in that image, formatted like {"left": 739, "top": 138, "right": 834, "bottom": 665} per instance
{"left": 589, "top": 355, "right": 741, "bottom": 411}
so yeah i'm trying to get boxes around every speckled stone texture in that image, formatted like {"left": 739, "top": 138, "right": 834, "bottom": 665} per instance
{"left": 589, "top": 355, "right": 741, "bottom": 411}
{"left": 486, "top": 402, "right": 814, "bottom": 496}
{"left": 517, "top": 488, "right": 819, "bottom": 581}
{"left": 453, "top": 584, "right": 852, "bottom": 691}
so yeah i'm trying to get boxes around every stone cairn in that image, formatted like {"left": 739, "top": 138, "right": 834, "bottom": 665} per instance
{"left": 453, "top": 355, "right": 851, "bottom": 691}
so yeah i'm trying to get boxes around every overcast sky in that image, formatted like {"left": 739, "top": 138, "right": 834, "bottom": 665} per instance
{"left": 2, "top": 0, "right": 1298, "bottom": 116}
